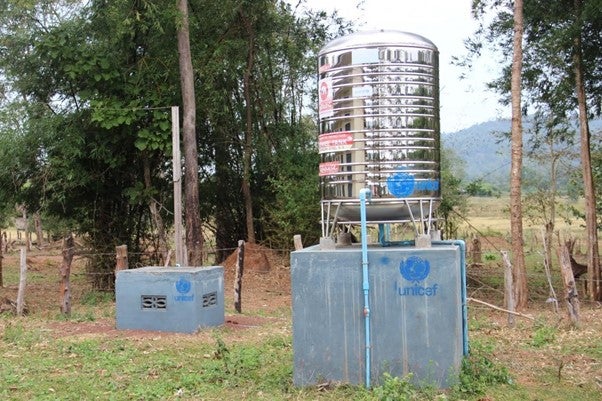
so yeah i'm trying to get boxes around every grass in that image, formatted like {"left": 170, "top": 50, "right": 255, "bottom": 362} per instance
{"left": 2, "top": 311, "right": 599, "bottom": 401}
{"left": 1, "top": 197, "right": 601, "bottom": 400}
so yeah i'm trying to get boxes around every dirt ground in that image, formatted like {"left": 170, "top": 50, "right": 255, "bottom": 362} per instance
{"left": 1, "top": 241, "right": 601, "bottom": 394}
{"left": 0, "top": 242, "right": 291, "bottom": 339}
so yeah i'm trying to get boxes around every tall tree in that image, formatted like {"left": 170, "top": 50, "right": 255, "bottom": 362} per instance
{"left": 509, "top": 0, "right": 528, "bottom": 310}
{"left": 176, "top": 0, "right": 203, "bottom": 265}
{"left": 465, "top": 0, "right": 602, "bottom": 302}
{"left": 572, "top": 0, "right": 600, "bottom": 300}
{"left": 239, "top": 6, "right": 257, "bottom": 244}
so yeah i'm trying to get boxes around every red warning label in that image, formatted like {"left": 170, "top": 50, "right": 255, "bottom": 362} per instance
{"left": 318, "top": 132, "right": 353, "bottom": 154}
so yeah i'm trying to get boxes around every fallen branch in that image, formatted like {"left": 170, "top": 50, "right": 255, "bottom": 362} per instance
{"left": 467, "top": 297, "right": 535, "bottom": 320}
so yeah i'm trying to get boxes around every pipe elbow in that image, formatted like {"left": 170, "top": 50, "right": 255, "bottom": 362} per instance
{"left": 359, "top": 187, "right": 372, "bottom": 201}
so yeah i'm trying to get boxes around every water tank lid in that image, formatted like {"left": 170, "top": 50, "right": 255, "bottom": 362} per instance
{"left": 319, "top": 30, "right": 438, "bottom": 55}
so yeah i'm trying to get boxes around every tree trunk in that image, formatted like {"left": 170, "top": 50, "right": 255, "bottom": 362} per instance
{"left": 60, "top": 234, "right": 74, "bottom": 315}
{"left": 215, "top": 124, "right": 233, "bottom": 263}
{"left": 510, "top": 0, "right": 528, "bottom": 310}
{"left": 544, "top": 149, "right": 559, "bottom": 273}
{"left": 241, "top": 10, "right": 256, "bottom": 244}
{"left": 143, "top": 157, "right": 168, "bottom": 264}
{"left": 33, "top": 212, "right": 44, "bottom": 247}
{"left": 176, "top": 0, "right": 204, "bottom": 265}
{"left": 0, "top": 232, "right": 3, "bottom": 287}
{"left": 16, "top": 247, "right": 27, "bottom": 316}
{"left": 234, "top": 240, "right": 245, "bottom": 313}
{"left": 573, "top": 0, "right": 601, "bottom": 301}
{"left": 557, "top": 242, "right": 581, "bottom": 327}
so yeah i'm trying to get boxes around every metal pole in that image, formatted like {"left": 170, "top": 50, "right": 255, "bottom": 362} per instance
{"left": 172, "top": 106, "right": 184, "bottom": 266}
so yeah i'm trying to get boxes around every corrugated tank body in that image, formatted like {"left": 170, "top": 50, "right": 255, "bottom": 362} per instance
{"left": 318, "top": 30, "right": 440, "bottom": 225}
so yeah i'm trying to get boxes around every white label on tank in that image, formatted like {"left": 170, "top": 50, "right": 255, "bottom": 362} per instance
{"left": 352, "top": 85, "right": 373, "bottom": 98}
{"left": 352, "top": 48, "right": 380, "bottom": 64}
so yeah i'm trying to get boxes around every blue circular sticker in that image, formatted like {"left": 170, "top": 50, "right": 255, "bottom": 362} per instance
{"left": 175, "top": 277, "right": 192, "bottom": 294}
{"left": 400, "top": 256, "right": 430, "bottom": 283}
{"left": 387, "top": 171, "right": 415, "bottom": 198}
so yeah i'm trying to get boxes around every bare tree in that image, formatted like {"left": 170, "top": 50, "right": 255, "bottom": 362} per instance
{"left": 573, "top": 0, "right": 601, "bottom": 301}
{"left": 176, "top": 0, "right": 203, "bottom": 265}
{"left": 509, "top": 0, "right": 528, "bottom": 310}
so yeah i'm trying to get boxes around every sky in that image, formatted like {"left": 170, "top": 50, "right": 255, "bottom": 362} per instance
{"left": 292, "top": 0, "right": 509, "bottom": 132}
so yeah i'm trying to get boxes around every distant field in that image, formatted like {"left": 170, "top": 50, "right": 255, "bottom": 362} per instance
{"left": 461, "top": 196, "right": 585, "bottom": 238}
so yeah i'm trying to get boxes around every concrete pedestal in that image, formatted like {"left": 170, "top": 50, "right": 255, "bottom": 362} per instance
{"left": 116, "top": 266, "right": 224, "bottom": 333}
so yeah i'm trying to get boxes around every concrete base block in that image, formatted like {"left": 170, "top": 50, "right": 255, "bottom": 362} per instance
{"left": 116, "top": 266, "right": 224, "bottom": 333}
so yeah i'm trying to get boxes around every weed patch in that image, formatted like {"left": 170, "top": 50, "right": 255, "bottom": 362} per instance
{"left": 451, "top": 339, "right": 513, "bottom": 398}
{"left": 530, "top": 319, "right": 557, "bottom": 347}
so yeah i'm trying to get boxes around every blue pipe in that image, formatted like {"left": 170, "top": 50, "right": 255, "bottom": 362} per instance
{"left": 359, "top": 188, "right": 372, "bottom": 388}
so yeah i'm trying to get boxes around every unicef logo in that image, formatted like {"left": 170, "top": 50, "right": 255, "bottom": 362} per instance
{"left": 399, "top": 256, "right": 430, "bottom": 283}
{"left": 387, "top": 171, "right": 415, "bottom": 198}
{"left": 175, "top": 277, "right": 192, "bottom": 294}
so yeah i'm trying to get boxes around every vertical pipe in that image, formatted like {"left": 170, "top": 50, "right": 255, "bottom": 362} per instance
{"left": 359, "top": 188, "right": 372, "bottom": 388}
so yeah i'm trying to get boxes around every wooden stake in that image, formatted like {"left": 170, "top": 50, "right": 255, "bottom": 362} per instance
{"left": 0, "top": 231, "right": 3, "bottom": 288}
{"left": 293, "top": 235, "right": 303, "bottom": 251}
{"left": 115, "top": 245, "right": 128, "bottom": 272}
{"left": 234, "top": 240, "right": 245, "bottom": 313}
{"left": 164, "top": 249, "right": 172, "bottom": 267}
{"left": 501, "top": 251, "right": 516, "bottom": 327}
{"left": 16, "top": 247, "right": 27, "bottom": 316}
{"left": 172, "top": 106, "right": 185, "bottom": 266}
{"left": 540, "top": 228, "right": 558, "bottom": 313}
{"left": 60, "top": 234, "right": 74, "bottom": 315}
{"left": 471, "top": 237, "right": 482, "bottom": 265}
{"left": 557, "top": 242, "right": 580, "bottom": 327}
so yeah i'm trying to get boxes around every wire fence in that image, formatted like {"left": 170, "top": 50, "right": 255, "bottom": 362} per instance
{"left": 1, "top": 231, "right": 599, "bottom": 306}
{"left": 0, "top": 240, "right": 292, "bottom": 281}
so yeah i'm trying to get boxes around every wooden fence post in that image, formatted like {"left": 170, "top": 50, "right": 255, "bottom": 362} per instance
{"left": 501, "top": 250, "right": 516, "bottom": 327}
{"left": 16, "top": 247, "right": 27, "bottom": 316}
{"left": 60, "top": 234, "right": 74, "bottom": 315}
{"left": 558, "top": 243, "right": 580, "bottom": 327}
{"left": 0, "top": 231, "right": 3, "bottom": 288}
{"left": 115, "top": 245, "right": 128, "bottom": 272}
{"left": 293, "top": 235, "right": 303, "bottom": 251}
{"left": 472, "top": 237, "right": 482, "bottom": 265}
{"left": 234, "top": 240, "right": 245, "bottom": 313}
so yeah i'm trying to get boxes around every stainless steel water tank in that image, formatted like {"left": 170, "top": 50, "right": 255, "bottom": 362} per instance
{"left": 318, "top": 30, "right": 440, "bottom": 226}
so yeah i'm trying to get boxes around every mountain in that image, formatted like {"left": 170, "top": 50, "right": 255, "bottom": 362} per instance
{"left": 441, "top": 120, "right": 510, "bottom": 182}
{"left": 442, "top": 119, "right": 512, "bottom": 182}
{"left": 441, "top": 118, "right": 602, "bottom": 185}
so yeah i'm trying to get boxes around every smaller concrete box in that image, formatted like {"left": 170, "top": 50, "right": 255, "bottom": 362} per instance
{"left": 116, "top": 266, "right": 224, "bottom": 333}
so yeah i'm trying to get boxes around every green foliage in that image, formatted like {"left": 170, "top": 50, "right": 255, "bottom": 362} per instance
{"left": 371, "top": 373, "right": 419, "bottom": 400}
{"left": 530, "top": 319, "right": 557, "bottom": 348}
{"left": 465, "top": 178, "right": 501, "bottom": 197}
{"left": 437, "top": 146, "right": 468, "bottom": 239}
{"left": 452, "top": 340, "right": 513, "bottom": 397}
{"left": 79, "top": 291, "right": 114, "bottom": 306}
{"left": 0, "top": 0, "right": 351, "bottom": 276}
{"left": 2, "top": 322, "right": 44, "bottom": 348}
{"left": 262, "top": 121, "right": 321, "bottom": 249}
